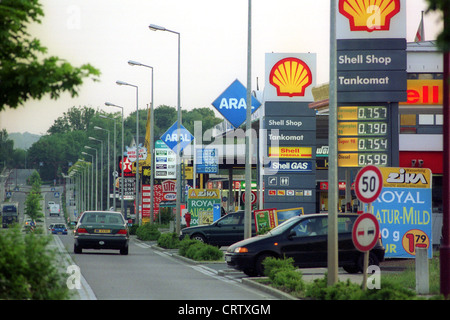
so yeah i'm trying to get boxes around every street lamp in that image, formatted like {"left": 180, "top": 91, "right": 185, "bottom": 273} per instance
{"left": 116, "top": 80, "right": 141, "bottom": 225}
{"left": 149, "top": 23, "right": 182, "bottom": 234}
{"left": 100, "top": 115, "right": 118, "bottom": 210}
{"left": 84, "top": 145, "right": 98, "bottom": 210}
{"left": 81, "top": 151, "right": 94, "bottom": 210}
{"left": 89, "top": 137, "right": 104, "bottom": 210}
{"left": 105, "top": 102, "right": 125, "bottom": 216}
{"left": 128, "top": 59, "right": 155, "bottom": 224}
{"left": 94, "top": 126, "right": 111, "bottom": 210}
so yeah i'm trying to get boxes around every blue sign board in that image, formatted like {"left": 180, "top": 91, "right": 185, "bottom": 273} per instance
{"left": 160, "top": 121, "right": 194, "bottom": 152}
{"left": 372, "top": 187, "right": 432, "bottom": 259}
{"left": 196, "top": 148, "right": 218, "bottom": 174}
{"left": 211, "top": 79, "right": 261, "bottom": 128}
{"left": 265, "top": 160, "right": 313, "bottom": 173}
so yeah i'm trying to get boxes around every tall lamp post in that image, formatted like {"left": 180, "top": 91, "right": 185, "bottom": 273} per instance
{"left": 81, "top": 151, "right": 94, "bottom": 210}
{"left": 149, "top": 23, "right": 182, "bottom": 234}
{"left": 116, "top": 80, "right": 141, "bottom": 225}
{"left": 94, "top": 126, "right": 111, "bottom": 210}
{"left": 128, "top": 60, "right": 155, "bottom": 224}
{"left": 99, "top": 115, "right": 118, "bottom": 210}
{"left": 89, "top": 137, "right": 104, "bottom": 210}
{"left": 105, "top": 102, "right": 125, "bottom": 216}
{"left": 84, "top": 145, "right": 98, "bottom": 210}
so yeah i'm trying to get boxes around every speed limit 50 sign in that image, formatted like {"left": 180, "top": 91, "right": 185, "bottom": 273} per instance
{"left": 354, "top": 165, "right": 383, "bottom": 203}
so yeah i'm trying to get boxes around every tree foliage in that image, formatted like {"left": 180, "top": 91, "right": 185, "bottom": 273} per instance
{"left": 0, "top": 0, "right": 100, "bottom": 110}
{"left": 427, "top": 0, "right": 450, "bottom": 51}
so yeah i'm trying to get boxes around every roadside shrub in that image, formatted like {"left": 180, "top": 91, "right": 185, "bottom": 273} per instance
{"left": 178, "top": 236, "right": 199, "bottom": 256}
{"left": 304, "top": 273, "right": 418, "bottom": 300}
{"left": 0, "top": 227, "right": 70, "bottom": 300}
{"left": 177, "top": 236, "right": 223, "bottom": 261}
{"left": 262, "top": 256, "right": 296, "bottom": 279}
{"left": 272, "top": 269, "right": 305, "bottom": 292}
{"left": 157, "top": 232, "right": 180, "bottom": 249}
{"left": 361, "top": 279, "right": 417, "bottom": 300}
{"left": 136, "top": 223, "right": 161, "bottom": 241}
{"left": 185, "top": 242, "right": 223, "bottom": 261}
{"left": 262, "top": 257, "right": 305, "bottom": 293}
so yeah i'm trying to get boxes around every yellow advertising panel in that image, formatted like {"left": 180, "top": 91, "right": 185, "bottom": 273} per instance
{"left": 338, "top": 153, "right": 359, "bottom": 167}
{"left": 338, "top": 138, "right": 359, "bottom": 151}
{"left": 338, "top": 107, "right": 358, "bottom": 120}
{"left": 379, "top": 167, "right": 432, "bottom": 189}
{"left": 269, "top": 147, "right": 313, "bottom": 158}
{"left": 338, "top": 122, "right": 358, "bottom": 136}
{"left": 400, "top": 79, "right": 443, "bottom": 105}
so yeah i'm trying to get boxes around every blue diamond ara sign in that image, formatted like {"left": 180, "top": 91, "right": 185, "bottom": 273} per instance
{"left": 160, "top": 121, "right": 194, "bottom": 152}
{"left": 211, "top": 79, "right": 261, "bottom": 128}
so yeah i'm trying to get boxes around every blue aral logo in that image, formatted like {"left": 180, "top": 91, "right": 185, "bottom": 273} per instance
{"left": 211, "top": 79, "right": 261, "bottom": 128}
{"left": 160, "top": 121, "right": 194, "bottom": 152}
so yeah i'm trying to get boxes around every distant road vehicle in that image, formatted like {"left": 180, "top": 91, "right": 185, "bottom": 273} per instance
{"left": 1, "top": 202, "right": 19, "bottom": 228}
{"left": 51, "top": 223, "right": 68, "bottom": 235}
{"left": 49, "top": 203, "right": 60, "bottom": 217}
{"left": 74, "top": 211, "right": 129, "bottom": 255}
{"left": 225, "top": 213, "right": 385, "bottom": 276}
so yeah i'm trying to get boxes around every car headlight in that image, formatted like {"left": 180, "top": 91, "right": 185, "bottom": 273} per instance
{"left": 234, "top": 247, "right": 248, "bottom": 253}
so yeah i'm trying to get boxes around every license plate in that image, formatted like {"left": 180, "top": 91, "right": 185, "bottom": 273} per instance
{"left": 94, "top": 229, "right": 111, "bottom": 234}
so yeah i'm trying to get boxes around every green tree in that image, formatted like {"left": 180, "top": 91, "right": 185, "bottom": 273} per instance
{"left": 427, "top": 0, "right": 450, "bottom": 51}
{"left": 0, "top": 129, "right": 14, "bottom": 167}
{"left": 0, "top": 227, "right": 70, "bottom": 299}
{"left": 0, "top": 0, "right": 100, "bottom": 111}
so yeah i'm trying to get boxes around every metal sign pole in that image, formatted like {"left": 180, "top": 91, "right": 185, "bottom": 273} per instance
{"left": 328, "top": 0, "right": 339, "bottom": 286}
{"left": 244, "top": 0, "right": 252, "bottom": 239}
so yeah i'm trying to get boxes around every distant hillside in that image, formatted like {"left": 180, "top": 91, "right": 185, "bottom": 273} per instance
{"left": 9, "top": 132, "right": 41, "bottom": 150}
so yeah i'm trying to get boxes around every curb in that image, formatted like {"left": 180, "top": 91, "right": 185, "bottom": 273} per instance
{"left": 150, "top": 242, "right": 298, "bottom": 300}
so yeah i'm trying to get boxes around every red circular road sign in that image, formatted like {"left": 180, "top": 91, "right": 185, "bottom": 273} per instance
{"left": 352, "top": 213, "right": 380, "bottom": 252}
{"left": 354, "top": 165, "right": 383, "bottom": 203}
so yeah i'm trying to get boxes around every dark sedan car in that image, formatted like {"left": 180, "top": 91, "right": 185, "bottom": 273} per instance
{"left": 180, "top": 211, "right": 256, "bottom": 247}
{"left": 225, "top": 213, "right": 385, "bottom": 276}
{"left": 74, "top": 211, "right": 129, "bottom": 255}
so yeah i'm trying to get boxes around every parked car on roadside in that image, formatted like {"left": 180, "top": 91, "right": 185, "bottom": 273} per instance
{"left": 74, "top": 211, "right": 129, "bottom": 255}
{"left": 225, "top": 213, "right": 385, "bottom": 276}
{"left": 179, "top": 211, "right": 256, "bottom": 247}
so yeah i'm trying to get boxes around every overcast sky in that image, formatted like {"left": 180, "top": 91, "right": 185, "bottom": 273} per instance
{"left": 0, "top": 0, "right": 443, "bottom": 135}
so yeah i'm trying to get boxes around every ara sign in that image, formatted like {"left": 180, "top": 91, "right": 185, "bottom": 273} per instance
{"left": 211, "top": 79, "right": 261, "bottom": 128}
{"left": 160, "top": 121, "right": 194, "bottom": 152}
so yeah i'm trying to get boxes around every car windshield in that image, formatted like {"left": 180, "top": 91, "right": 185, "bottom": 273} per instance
{"left": 54, "top": 224, "right": 65, "bottom": 228}
{"left": 81, "top": 212, "right": 124, "bottom": 224}
{"left": 268, "top": 216, "right": 303, "bottom": 236}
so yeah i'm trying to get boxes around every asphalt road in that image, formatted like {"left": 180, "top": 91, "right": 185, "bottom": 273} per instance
{"left": 55, "top": 232, "right": 281, "bottom": 300}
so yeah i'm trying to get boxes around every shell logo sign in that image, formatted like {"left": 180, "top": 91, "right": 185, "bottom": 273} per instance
{"left": 339, "top": 0, "right": 401, "bottom": 32}
{"left": 265, "top": 53, "right": 316, "bottom": 102}
{"left": 269, "top": 57, "right": 313, "bottom": 98}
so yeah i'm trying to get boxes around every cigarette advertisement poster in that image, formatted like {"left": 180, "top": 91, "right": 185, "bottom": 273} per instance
{"left": 371, "top": 167, "right": 432, "bottom": 258}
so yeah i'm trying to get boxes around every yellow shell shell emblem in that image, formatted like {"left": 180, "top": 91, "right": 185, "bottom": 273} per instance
{"left": 339, "top": 0, "right": 401, "bottom": 32}
{"left": 269, "top": 57, "right": 313, "bottom": 97}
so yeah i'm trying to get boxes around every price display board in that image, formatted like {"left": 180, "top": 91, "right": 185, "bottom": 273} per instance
{"left": 338, "top": 105, "right": 391, "bottom": 167}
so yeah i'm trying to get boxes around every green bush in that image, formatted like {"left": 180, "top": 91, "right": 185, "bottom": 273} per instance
{"left": 272, "top": 269, "right": 305, "bottom": 292}
{"left": 262, "top": 256, "right": 296, "bottom": 278}
{"left": 136, "top": 223, "right": 161, "bottom": 241}
{"left": 262, "top": 257, "right": 305, "bottom": 294}
{"left": 178, "top": 236, "right": 199, "bottom": 256}
{"left": 304, "top": 273, "right": 418, "bottom": 300}
{"left": 0, "top": 227, "right": 70, "bottom": 300}
{"left": 157, "top": 232, "right": 180, "bottom": 249}
{"left": 185, "top": 242, "right": 223, "bottom": 261}
{"left": 177, "top": 236, "right": 223, "bottom": 261}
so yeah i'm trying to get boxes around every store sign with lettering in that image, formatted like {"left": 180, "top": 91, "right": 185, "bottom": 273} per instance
{"left": 371, "top": 167, "right": 432, "bottom": 258}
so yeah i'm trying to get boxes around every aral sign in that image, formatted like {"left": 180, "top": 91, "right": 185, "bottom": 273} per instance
{"left": 371, "top": 167, "right": 432, "bottom": 258}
